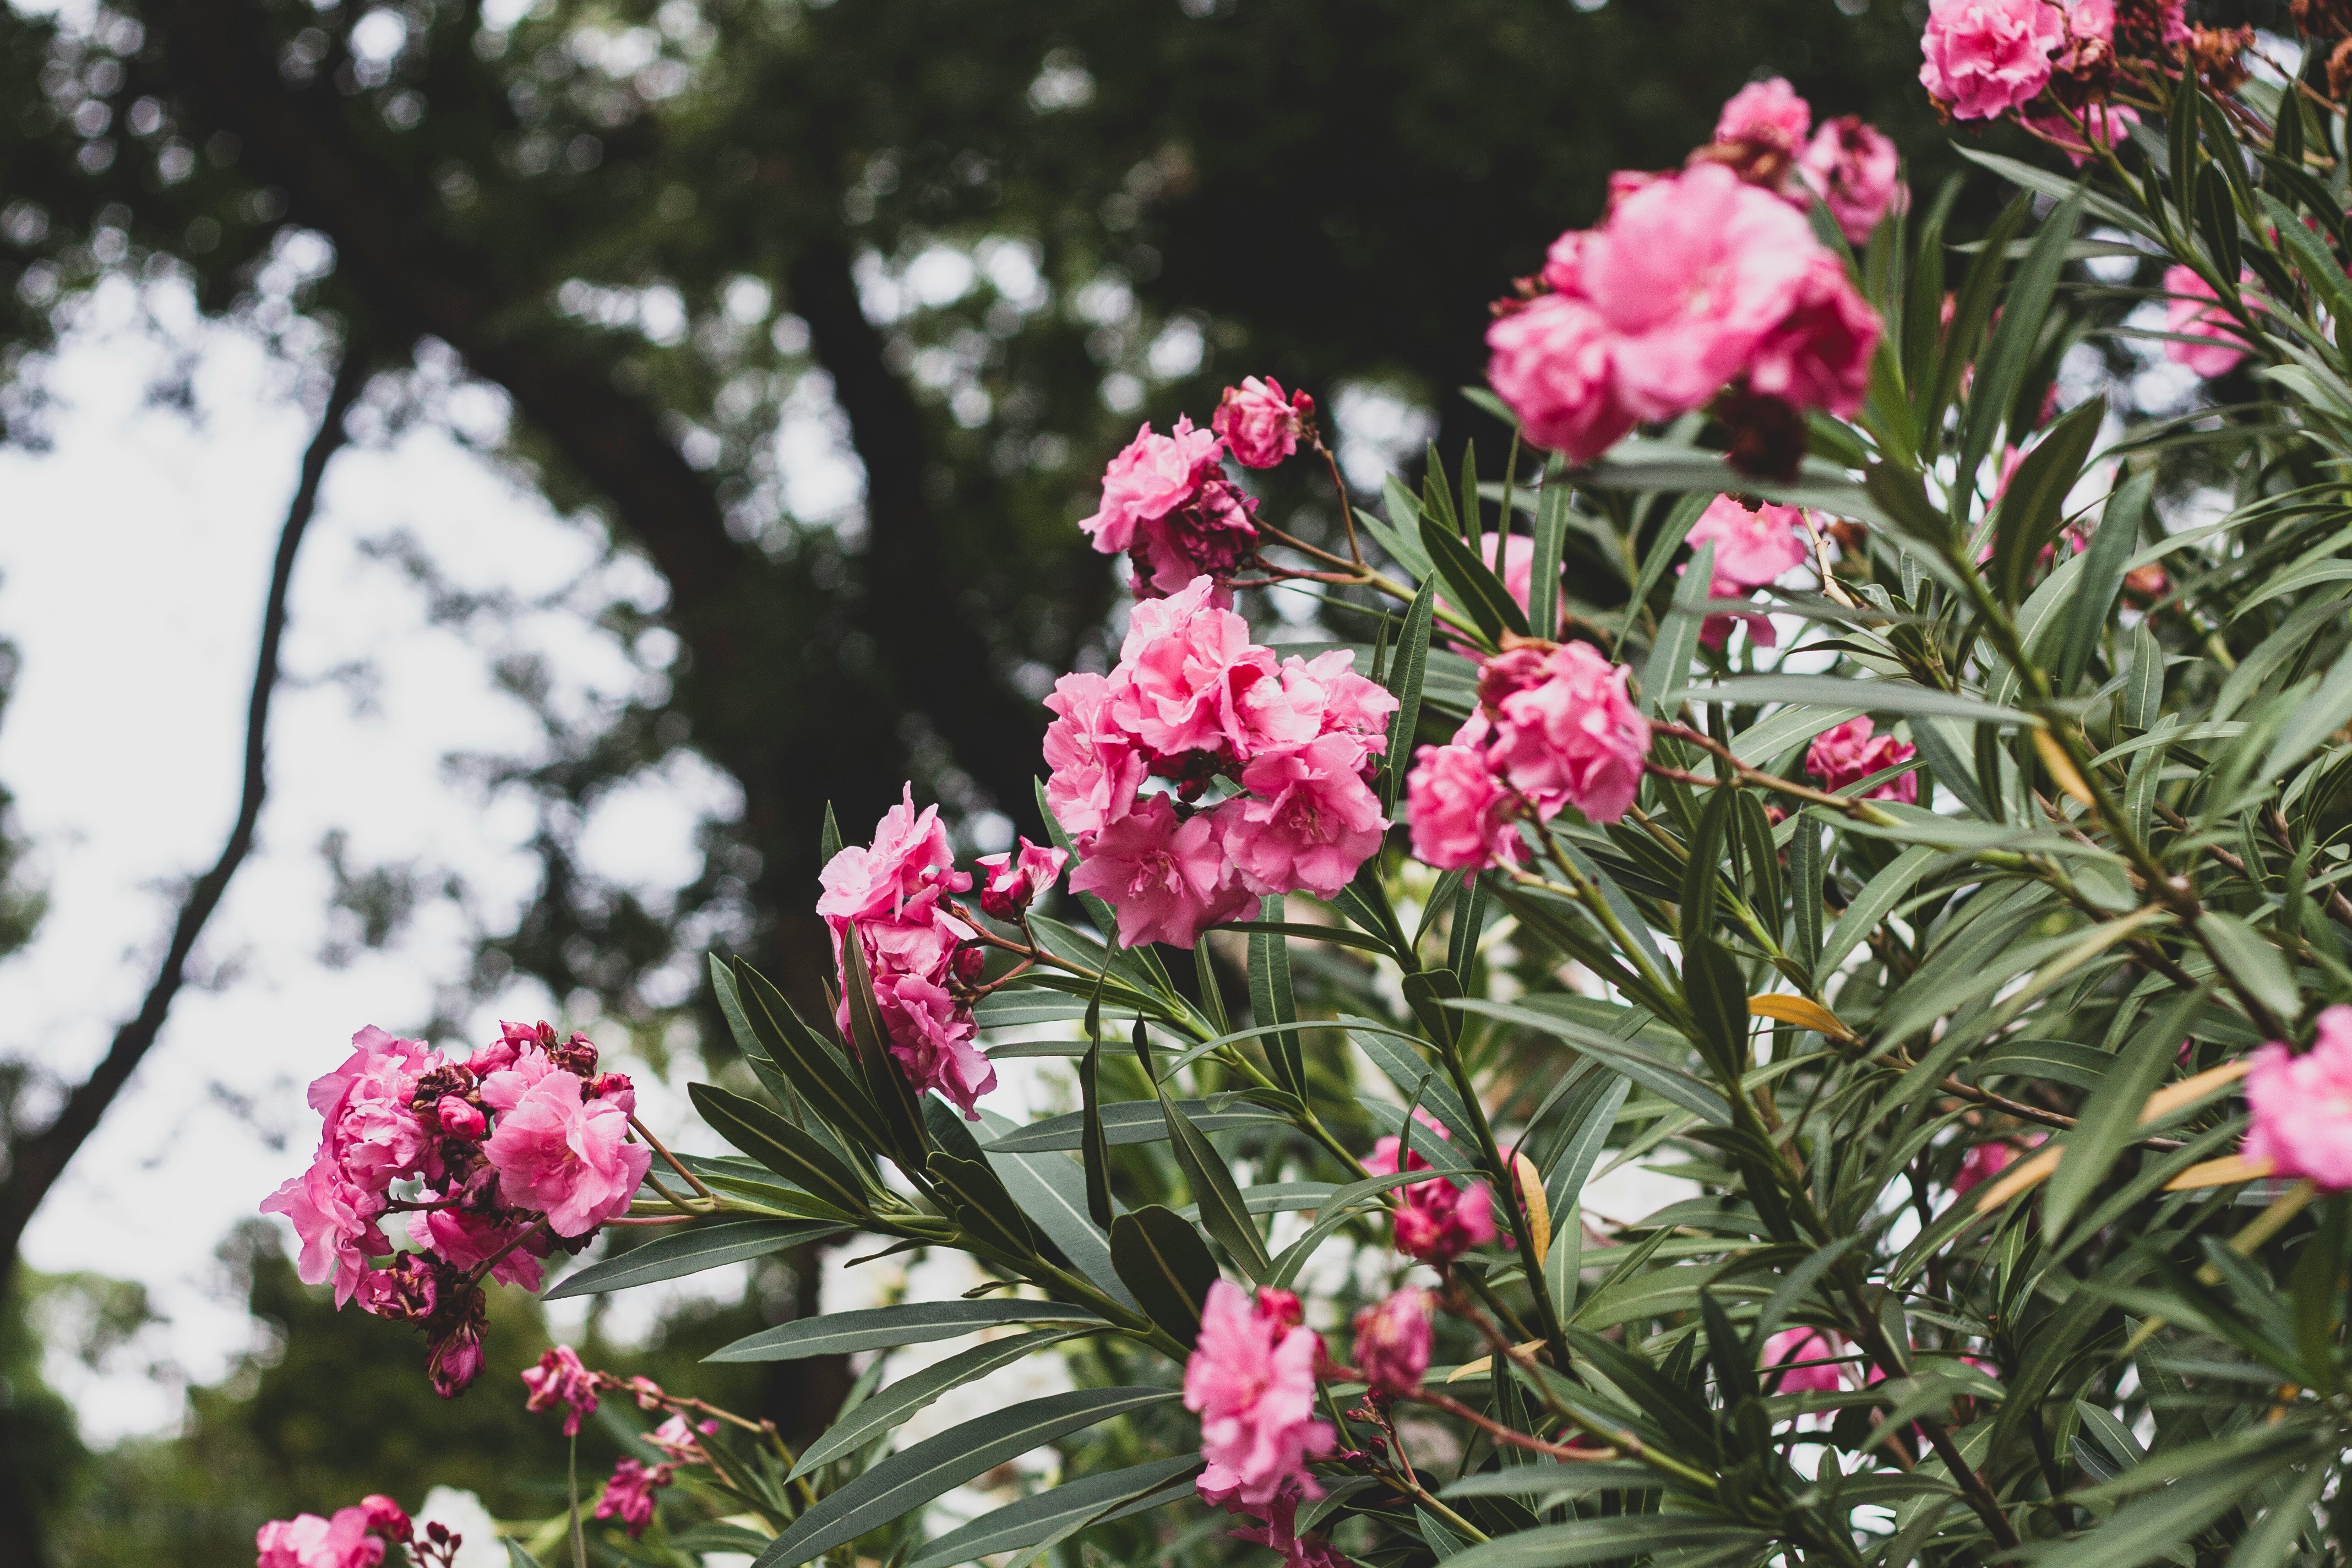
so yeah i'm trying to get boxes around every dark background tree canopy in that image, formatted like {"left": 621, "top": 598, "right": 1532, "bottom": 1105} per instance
{"left": 0, "top": 0, "right": 2136, "bottom": 1555}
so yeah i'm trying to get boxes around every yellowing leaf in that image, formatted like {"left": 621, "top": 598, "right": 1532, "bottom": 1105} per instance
{"left": 2164, "top": 1153, "right": 2277, "bottom": 1191}
{"left": 2140, "top": 1058, "right": 2251, "bottom": 1125}
{"left": 2034, "top": 728, "right": 2095, "bottom": 807}
{"left": 1747, "top": 994, "right": 1855, "bottom": 1042}
{"left": 1973, "top": 1144, "right": 2064, "bottom": 1212}
{"left": 1514, "top": 1151, "right": 1550, "bottom": 1266}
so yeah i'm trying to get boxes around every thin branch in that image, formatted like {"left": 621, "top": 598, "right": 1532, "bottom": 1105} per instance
{"left": 0, "top": 340, "right": 372, "bottom": 1286}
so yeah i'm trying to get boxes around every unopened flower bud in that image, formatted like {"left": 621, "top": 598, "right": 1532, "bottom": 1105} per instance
{"left": 360, "top": 1495, "right": 413, "bottom": 1543}
{"left": 1254, "top": 1286, "right": 1304, "bottom": 1328}
{"left": 974, "top": 837, "right": 1070, "bottom": 922}
{"left": 1212, "top": 375, "right": 1312, "bottom": 468}
{"left": 428, "top": 1323, "right": 485, "bottom": 1399}
{"left": 437, "top": 1096, "right": 486, "bottom": 1139}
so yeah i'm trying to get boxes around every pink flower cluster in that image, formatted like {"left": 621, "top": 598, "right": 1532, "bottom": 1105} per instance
{"left": 1405, "top": 640, "right": 1651, "bottom": 872}
{"left": 515, "top": 1356, "right": 717, "bottom": 1539}
{"left": 1685, "top": 494, "right": 1809, "bottom": 649}
{"left": 1921, "top": 0, "right": 2195, "bottom": 128}
{"left": 2162, "top": 265, "right": 2250, "bottom": 379}
{"left": 256, "top": 1496, "right": 442, "bottom": 1568}
{"left": 1805, "top": 716, "right": 1919, "bottom": 805}
{"left": 2244, "top": 1005, "right": 2352, "bottom": 1190}
{"left": 1079, "top": 378, "right": 1313, "bottom": 602}
{"left": 1487, "top": 83, "right": 1889, "bottom": 467}
{"left": 819, "top": 788, "right": 1024, "bottom": 1119}
{"left": 1185, "top": 1282, "right": 1337, "bottom": 1510}
{"left": 260, "top": 1021, "right": 648, "bottom": 1396}
{"left": 1043, "top": 575, "right": 1398, "bottom": 947}
{"left": 1361, "top": 1110, "right": 1500, "bottom": 1264}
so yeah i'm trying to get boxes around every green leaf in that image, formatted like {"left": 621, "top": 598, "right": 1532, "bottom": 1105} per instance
{"left": 2199, "top": 912, "right": 2299, "bottom": 1023}
{"left": 1444, "top": 1518, "right": 1766, "bottom": 1567}
{"left": 707, "top": 1300, "right": 1107, "bottom": 1363}
{"left": 504, "top": 1543, "right": 545, "bottom": 1568}
{"left": 2019, "top": 1451, "right": 2299, "bottom": 1568}
{"left": 1816, "top": 845, "right": 1937, "bottom": 987}
{"left": 789, "top": 1329, "right": 1084, "bottom": 1479}
{"left": 985, "top": 1094, "right": 1284, "bottom": 1152}
{"left": 1728, "top": 703, "right": 1868, "bottom": 767}
{"left": 689, "top": 1082, "right": 870, "bottom": 1218}
{"left": 1248, "top": 896, "right": 1306, "bottom": 1097}
{"left": 1161, "top": 1093, "right": 1272, "bottom": 1278}
{"left": 1109, "top": 1204, "right": 1222, "bottom": 1346}
{"left": 750, "top": 1389, "right": 1179, "bottom": 1568}
{"left": 1617, "top": 491, "right": 1711, "bottom": 657}
{"left": 819, "top": 801, "right": 842, "bottom": 867}
{"left": 729, "top": 958, "right": 888, "bottom": 1153}
{"left": 1452, "top": 998, "right": 1732, "bottom": 1126}
{"left": 1382, "top": 580, "right": 1439, "bottom": 814}
{"left": 1670, "top": 674, "right": 2039, "bottom": 727}
{"left": 1080, "top": 1034, "right": 1112, "bottom": 1229}
{"left": 2264, "top": 189, "right": 2352, "bottom": 324}
{"left": 2226, "top": 1457, "right": 2331, "bottom": 1568}
{"left": 973, "top": 1109, "right": 1135, "bottom": 1309}
{"left": 1956, "top": 183, "right": 2083, "bottom": 508}
{"left": 1990, "top": 395, "right": 2104, "bottom": 608}
{"left": 2263, "top": 640, "right": 2352, "bottom": 778}
{"left": 901, "top": 1456, "right": 1202, "bottom": 1568}
{"left": 1529, "top": 476, "right": 1569, "bottom": 635}
{"left": 1421, "top": 510, "right": 1530, "bottom": 643}
{"left": 546, "top": 1217, "right": 845, "bottom": 1301}
{"left": 841, "top": 925, "right": 935, "bottom": 1168}
{"left": 1643, "top": 539, "right": 1712, "bottom": 716}
{"left": 1379, "top": 477, "right": 1438, "bottom": 581}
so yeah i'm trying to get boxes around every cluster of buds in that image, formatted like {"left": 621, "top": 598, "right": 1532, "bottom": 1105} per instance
{"left": 520, "top": 1347, "right": 726, "bottom": 1540}
{"left": 260, "top": 1021, "right": 650, "bottom": 1396}
{"left": 255, "top": 1494, "right": 462, "bottom": 1568}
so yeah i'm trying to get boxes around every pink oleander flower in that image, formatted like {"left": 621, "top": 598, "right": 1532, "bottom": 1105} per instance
{"left": 877, "top": 968, "right": 997, "bottom": 1118}
{"left": 310, "top": 1026, "right": 438, "bottom": 1193}
{"left": 353, "top": 1252, "right": 442, "bottom": 1323}
{"left": 358, "top": 1497, "right": 411, "bottom": 1545}
{"left": 1405, "top": 725, "right": 1522, "bottom": 872}
{"left": 522, "top": 1344, "right": 601, "bottom": 1437}
{"left": 1199, "top": 1473, "right": 1353, "bottom": 1568}
{"left": 1214, "top": 376, "right": 1314, "bottom": 469}
{"left": 649, "top": 1412, "right": 716, "bottom": 1461}
{"left": 1363, "top": 1119, "right": 1500, "bottom": 1264}
{"left": 596, "top": 1457, "right": 673, "bottom": 1539}
{"left": 1284, "top": 649, "right": 1398, "bottom": 748}
{"left": 1804, "top": 717, "right": 1919, "bottom": 804}
{"left": 976, "top": 836, "right": 1070, "bottom": 921}
{"left": 2024, "top": 100, "right": 2141, "bottom": 166}
{"left": 1114, "top": 576, "right": 1283, "bottom": 759}
{"left": 1747, "top": 249, "right": 1882, "bottom": 419}
{"left": 1484, "top": 641, "right": 1652, "bottom": 826}
{"left": 1577, "top": 163, "right": 1819, "bottom": 421}
{"left": 1952, "top": 1140, "right": 2024, "bottom": 1196}
{"left": 1081, "top": 416, "right": 1224, "bottom": 553}
{"left": 817, "top": 785, "right": 972, "bottom": 930}
{"left": 1919, "top": 0, "right": 2066, "bottom": 119}
{"left": 406, "top": 1205, "right": 547, "bottom": 1291}
{"left": 1485, "top": 292, "right": 1637, "bottom": 464}
{"left": 1352, "top": 1287, "right": 1433, "bottom": 1395}
{"left": 1763, "top": 1327, "right": 1847, "bottom": 1394}
{"left": 1687, "top": 496, "right": 1807, "bottom": 597}
{"left": 481, "top": 1060, "right": 650, "bottom": 1237}
{"left": 1132, "top": 477, "right": 1261, "bottom": 601}
{"left": 2163, "top": 264, "right": 2250, "bottom": 379}
{"left": 435, "top": 1096, "right": 487, "bottom": 1140}
{"left": 2243, "top": 1005, "right": 2352, "bottom": 1190}
{"left": 1184, "top": 1279, "right": 1337, "bottom": 1509}
{"left": 1068, "top": 793, "right": 1252, "bottom": 949}
{"left": 1043, "top": 671, "right": 1150, "bottom": 837}
{"left": 257, "top": 1506, "right": 387, "bottom": 1568}
{"left": 262, "top": 1152, "right": 389, "bottom": 1307}
{"left": 1716, "top": 77, "right": 1812, "bottom": 151}
{"left": 1223, "top": 733, "right": 1390, "bottom": 899}
{"left": 1799, "top": 117, "right": 1905, "bottom": 243}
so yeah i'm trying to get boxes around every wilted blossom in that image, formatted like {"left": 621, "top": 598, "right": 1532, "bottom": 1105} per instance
{"left": 1133, "top": 476, "right": 1262, "bottom": 602}
{"left": 357, "top": 1498, "right": 411, "bottom": 1545}
{"left": 595, "top": 1457, "right": 674, "bottom": 1538}
{"left": 1200, "top": 1472, "right": 1354, "bottom": 1568}
{"left": 2243, "top": 1005, "right": 2352, "bottom": 1190}
{"left": 2163, "top": 265, "right": 2250, "bottom": 379}
{"left": 1685, "top": 495, "right": 1808, "bottom": 649}
{"left": 1804, "top": 717, "right": 1919, "bottom": 804}
{"left": 1762, "top": 1327, "right": 1848, "bottom": 1394}
{"left": 1798, "top": 116, "right": 1905, "bottom": 243}
{"left": 255, "top": 1506, "right": 388, "bottom": 1568}
{"left": 1185, "top": 1281, "right": 1337, "bottom": 1509}
{"left": 1919, "top": 0, "right": 2066, "bottom": 119}
{"left": 1363, "top": 1114, "right": 1499, "bottom": 1264}
{"left": 1042, "top": 575, "right": 1393, "bottom": 947}
{"left": 428, "top": 1314, "right": 486, "bottom": 1399}
{"left": 975, "top": 837, "right": 1070, "bottom": 921}
{"left": 1214, "top": 375, "right": 1314, "bottom": 468}
{"left": 522, "top": 1343, "right": 602, "bottom": 1436}
{"left": 352, "top": 1252, "right": 442, "bottom": 1323}
{"left": 1080, "top": 416, "right": 1224, "bottom": 553}
{"left": 1351, "top": 1287, "right": 1434, "bottom": 1395}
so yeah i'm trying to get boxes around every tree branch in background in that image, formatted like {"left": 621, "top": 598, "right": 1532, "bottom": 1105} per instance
{"left": 0, "top": 341, "right": 371, "bottom": 1290}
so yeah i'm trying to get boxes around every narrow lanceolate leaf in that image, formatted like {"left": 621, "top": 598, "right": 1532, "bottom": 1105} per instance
{"left": 1529, "top": 476, "right": 1569, "bottom": 636}
{"left": 1382, "top": 580, "right": 1439, "bottom": 813}
{"left": 707, "top": 1299, "right": 1106, "bottom": 1363}
{"left": 1421, "top": 509, "right": 1530, "bottom": 643}
{"left": 788, "top": 1330, "right": 1084, "bottom": 1479}
{"left": 1643, "top": 539, "right": 1713, "bottom": 716}
{"left": 984, "top": 1095, "right": 1285, "bottom": 1152}
{"left": 1080, "top": 1034, "right": 1112, "bottom": 1229}
{"left": 901, "top": 1455, "right": 1202, "bottom": 1568}
{"left": 1249, "top": 896, "right": 1306, "bottom": 1097}
{"left": 2060, "top": 467, "right": 2152, "bottom": 694}
{"left": 1161, "top": 1093, "right": 1273, "bottom": 1278}
{"left": 731, "top": 957, "right": 888, "bottom": 1152}
{"left": 504, "top": 1543, "right": 545, "bottom": 1568}
{"left": 1452, "top": 997, "right": 1732, "bottom": 1126}
{"left": 750, "top": 1389, "right": 1178, "bottom": 1568}
{"left": 2262, "top": 641, "right": 2352, "bottom": 778}
{"left": 1109, "top": 1204, "right": 1222, "bottom": 1346}
{"left": 976, "top": 1118, "right": 1137, "bottom": 1310}
{"left": 2199, "top": 912, "right": 2299, "bottom": 1023}
{"left": 689, "top": 1082, "right": 870, "bottom": 1218}
{"left": 841, "top": 927, "right": 932, "bottom": 1168}
{"left": 1991, "top": 395, "right": 2104, "bottom": 608}
{"left": 547, "top": 1218, "right": 846, "bottom": 1301}
{"left": 1445, "top": 1518, "right": 1768, "bottom": 1568}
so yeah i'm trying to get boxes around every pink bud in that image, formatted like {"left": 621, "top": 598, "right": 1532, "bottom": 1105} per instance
{"left": 1352, "top": 1287, "right": 1434, "bottom": 1395}
{"left": 436, "top": 1096, "right": 487, "bottom": 1139}
{"left": 360, "top": 1495, "right": 412, "bottom": 1543}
